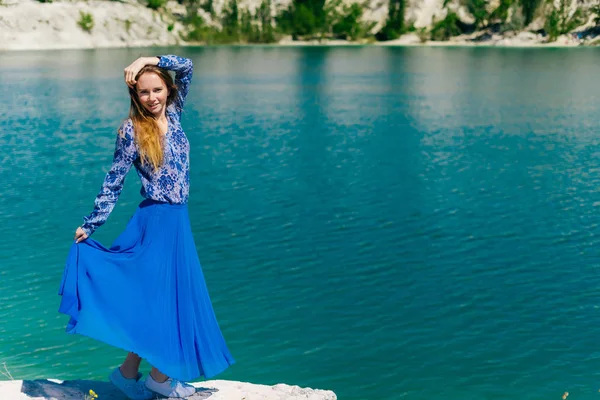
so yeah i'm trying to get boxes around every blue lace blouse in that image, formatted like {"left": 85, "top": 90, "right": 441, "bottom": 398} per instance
{"left": 81, "top": 55, "right": 193, "bottom": 236}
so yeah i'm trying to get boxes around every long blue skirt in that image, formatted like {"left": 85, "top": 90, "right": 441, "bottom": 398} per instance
{"left": 58, "top": 199, "right": 235, "bottom": 381}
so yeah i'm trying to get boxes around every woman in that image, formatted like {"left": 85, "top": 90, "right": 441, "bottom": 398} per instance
{"left": 58, "top": 55, "right": 235, "bottom": 399}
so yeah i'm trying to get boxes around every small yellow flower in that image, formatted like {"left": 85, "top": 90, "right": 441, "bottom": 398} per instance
{"left": 89, "top": 389, "right": 98, "bottom": 398}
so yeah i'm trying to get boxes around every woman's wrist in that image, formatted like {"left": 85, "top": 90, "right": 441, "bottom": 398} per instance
{"left": 146, "top": 56, "right": 160, "bottom": 66}
{"left": 137, "top": 56, "right": 159, "bottom": 67}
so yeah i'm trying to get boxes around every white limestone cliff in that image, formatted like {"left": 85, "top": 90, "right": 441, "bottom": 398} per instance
{"left": 0, "top": 0, "right": 599, "bottom": 51}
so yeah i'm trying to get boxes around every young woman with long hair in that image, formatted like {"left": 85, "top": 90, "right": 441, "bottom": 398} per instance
{"left": 58, "top": 55, "right": 235, "bottom": 399}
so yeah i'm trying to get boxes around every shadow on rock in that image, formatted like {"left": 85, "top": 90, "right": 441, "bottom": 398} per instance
{"left": 575, "top": 26, "right": 600, "bottom": 40}
{"left": 20, "top": 379, "right": 218, "bottom": 399}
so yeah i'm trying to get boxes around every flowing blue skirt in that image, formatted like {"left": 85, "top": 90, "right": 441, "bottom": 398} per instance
{"left": 58, "top": 199, "right": 235, "bottom": 381}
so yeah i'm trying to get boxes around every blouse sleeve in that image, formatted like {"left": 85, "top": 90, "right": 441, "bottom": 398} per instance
{"left": 157, "top": 55, "right": 193, "bottom": 118}
{"left": 81, "top": 120, "right": 138, "bottom": 236}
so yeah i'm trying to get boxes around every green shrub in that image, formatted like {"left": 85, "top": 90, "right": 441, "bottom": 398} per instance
{"left": 183, "top": 13, "right": 210, "bottom": 42}
{"left": 221, "top": 0, "right": 240, "bottom": 41}
{"left": 147, "top": 0, "right": 167, "bottom": 10}
{"left": 592, "top": 3, "right": 600, "bottom": 26}
{"left": 489, "top": 0, "right": 526, "bottom": 32}
{"left": 489, "top": 0, "right": 513, "bottom": 23}
{"left": 416, "top": 27, "right": 429, "bottom": 43}
{"left": 544, "top": 7, "right": 559, "bottom": 41}
{"left": 183, "top": 7, "right": 240, "bottom": 45}
{"left": 376, "top": 0, "right": 405, "bottom": 40}
{"left": 520, "top": 0, "right": 542, "bottom": 26}
{"left": 504, "top": 4, "right": 525, "bottom": 32}
{"left": 292, "top": 4, "right": 318, "bottom": 37}
{"left": 275, "top": 0, "right": 327, "bottom": 40}
{"left": 201, "top": 0, "right": 215, "bottom": 16}
{"left": 430, "top": 12, "right": 461, "bottom": 41}
{"left": 544, "top": 0, "right": 583, "bottom": 42}
{"left": 328, "top": 2, "right": 374, "bottom": 41}
{"left": 182, "top": 0, "right": 370, "bottom": 44}
{"left": 466, "top": 0, "right": 488, "bottom": 28}
{"left": 78, "top": 11, "right": 94, "bottom": 32}
{"left": 257, "top": 0, "right": 276, "bottom": 43}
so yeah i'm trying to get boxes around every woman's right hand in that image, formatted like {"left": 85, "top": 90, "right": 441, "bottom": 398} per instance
{"left": 124, "top": 56, "right": 160, "bottom": 88}
{"left": 74, "top": 227, "right": 88, "bottom": 244}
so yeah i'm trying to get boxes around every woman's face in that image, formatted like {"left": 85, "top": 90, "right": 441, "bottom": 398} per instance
{"left": 136, "top": 72, "right": 169, "bottom": 117}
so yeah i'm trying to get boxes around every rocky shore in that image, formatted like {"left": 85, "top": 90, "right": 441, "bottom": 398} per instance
{"left": 0, "top": 378, "right": 338, "bottom": 399}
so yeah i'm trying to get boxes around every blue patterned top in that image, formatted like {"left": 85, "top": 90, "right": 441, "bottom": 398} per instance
{"left": 81, "top": 55, "right": 193, "bottom": 236}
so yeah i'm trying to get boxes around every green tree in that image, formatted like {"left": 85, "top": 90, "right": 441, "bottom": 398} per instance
{"left": 277, "top": 0, "right": 327, "bottom": 38}
{"left": 488, "top": 0, "right": 514, "bottom": 24}
{"left": 430, "top": 12, "right": 461, "bottom": 41}
{"left": 377, "top": 0, "right": 405, "bottom": 40}
{"left": 274, "top": 7, "right": 294, "bottom": 35}
{"left": 240, "top": 9, "right": 259, "bottom": 42}
{"left": 466, "top": 0, "right": 487, "bottom": 28}
{"left": 327, "top": 1, "right": 373, "bottom": 41}
{"left": 303, "top": 0, "right": 327, "bottom": 32}
{"left": 202, "top": 0, "right": 215, "bottom": 17}
{"left": 256, "top": 0, "right": 276, "bottom": 42}
{"left": 520, "top": 0, "right": 542, "bottom": 26}
{"left": 222, "top": 0, "right": 240, "bottom": 40}
{"left": 293, "top": 3, "right": 319, "bottom": 37}
{"left": 184, "top": 12, "right": 211, "bottom": 43}
{"left": 592, "top": 3, "right": 600, "bottom": 25}
{"left": 544, "top": 0, "right": 582, "bottom": 41}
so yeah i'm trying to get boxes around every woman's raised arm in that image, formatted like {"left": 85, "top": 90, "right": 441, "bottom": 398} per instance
{"left": 156, "top": 55, "right": 194, "bottom": 117}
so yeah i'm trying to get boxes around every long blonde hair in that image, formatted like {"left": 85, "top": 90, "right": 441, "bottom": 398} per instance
{"left": 127, "top": 66, "right": 178, "bottom": 171}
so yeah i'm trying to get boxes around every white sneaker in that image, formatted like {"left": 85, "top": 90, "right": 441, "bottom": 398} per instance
{"left": 108, "top": 367, "right": 154, "bottom": 400}
{"left": 145, "top": 373, "right": 196, "bottom": 398}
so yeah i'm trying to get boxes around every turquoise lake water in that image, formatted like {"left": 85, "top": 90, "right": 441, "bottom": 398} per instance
{"left": 2, "top": 46, "right": 600, "bottom": 399}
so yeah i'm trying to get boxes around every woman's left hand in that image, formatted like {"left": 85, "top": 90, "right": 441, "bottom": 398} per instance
{"left": 74, "top": 227, "right": 88, "bottom": 244}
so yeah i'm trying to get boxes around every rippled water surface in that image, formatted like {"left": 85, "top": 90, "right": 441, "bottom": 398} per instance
{"left": 3, "top": 46, "right": 600, "bottom": 399}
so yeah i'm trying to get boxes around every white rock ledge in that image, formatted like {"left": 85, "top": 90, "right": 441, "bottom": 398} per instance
{"left": 0, "top": 379, "right": 338, "bottom": 399}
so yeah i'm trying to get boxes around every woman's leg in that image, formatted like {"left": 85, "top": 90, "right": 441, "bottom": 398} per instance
{"left": 120, "top": 352, "right": 142, "bottom": 379}
{"left": 146, "top": 366, "right": 195, "bottom": 398}
{"left": 149, "top": 367, "right": 168, "bottom": 383}
{"left": 120, "top": 354, "right": 181, "bottom": 385}
{"left": 109, "top": 352, "right": 153, "bottom": 400}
